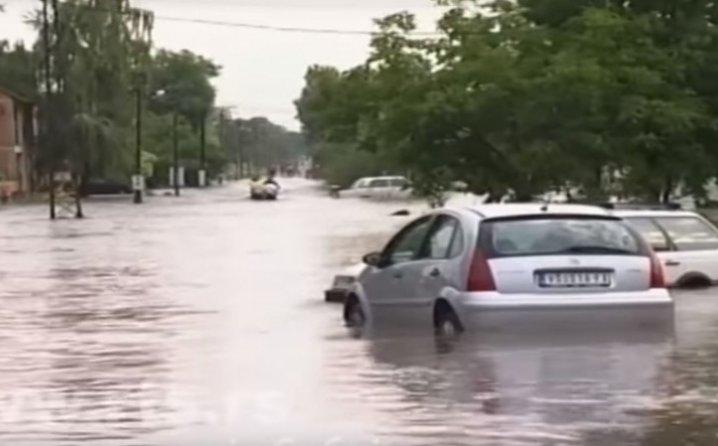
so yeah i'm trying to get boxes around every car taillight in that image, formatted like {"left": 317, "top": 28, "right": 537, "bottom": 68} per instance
{"left": 468, "top": 250, "right": 496, "bottom": 292}
{"left": 649, "top": 252, "right": 666, "bottom": 288}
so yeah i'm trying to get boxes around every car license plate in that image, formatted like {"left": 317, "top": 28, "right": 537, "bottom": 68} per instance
{"left": 537, "top": 271, "right": 612, "bottom": 288}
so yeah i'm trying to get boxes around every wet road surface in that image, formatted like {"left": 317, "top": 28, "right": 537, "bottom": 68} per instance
{"left": 1, "top": 179, "right": 718, "bottom": 445}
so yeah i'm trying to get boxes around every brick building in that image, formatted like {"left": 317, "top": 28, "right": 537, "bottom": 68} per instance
{"left": 0, "top": 86, "right": 36, "bottom": 198}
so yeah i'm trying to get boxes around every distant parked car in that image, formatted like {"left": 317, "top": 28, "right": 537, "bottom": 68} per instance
{"left": 615, "top": 209, "right": 718, "bottom": 288}
{"left": 344, "top": 204, "right": 673, "bottom": 335}
{"left": 340, "top": 176, "right": 412, "bottom": 200}
{"left": 81, "top": 178, "right": 132, "bottom": 196}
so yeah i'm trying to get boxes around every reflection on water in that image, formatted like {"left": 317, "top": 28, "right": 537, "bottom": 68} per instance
{"left": 0, "top": 181, "right": 718, "bottom": 445}
{"left": 325, "top": 328, "right": 676, "bottom": 445}
{"left": 0, "top": 254, "right": 207, "bottom": 444}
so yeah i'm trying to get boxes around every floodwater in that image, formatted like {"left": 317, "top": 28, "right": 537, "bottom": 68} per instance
{"left": 0, "top": 179, "right": 717, "bottom": 445}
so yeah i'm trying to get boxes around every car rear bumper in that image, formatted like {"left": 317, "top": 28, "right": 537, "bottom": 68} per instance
{"left": 455, "top": 289, "right": 674, "bottom": 331}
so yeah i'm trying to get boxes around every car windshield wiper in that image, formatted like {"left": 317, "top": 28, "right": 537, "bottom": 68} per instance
{"left": 561, "top": 245, "right": 634, "bottom": 254}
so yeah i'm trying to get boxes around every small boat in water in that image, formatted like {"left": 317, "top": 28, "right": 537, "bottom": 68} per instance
{"left": 250, "top": 176, "right": 280, "bottom": 200}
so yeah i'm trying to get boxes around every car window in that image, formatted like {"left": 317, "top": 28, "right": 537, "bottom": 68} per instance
{"left": 655, "top": 217, "right": 718, "bottom": 251}
{"left": 422, "top": 217, "right": 459, "bottom": 259}
{"left": 390, "top": 178, "right": 407, "bottom": 188}
{"left": 369, "top": 179, "right": 390, "bottom": 188}
{"left": 352, "top": 179, "right": 369, "bottom": 189}
{"left": 484, "top": 218, "right": 642, "bottom": 257}
{"left": 625, "top": 218, "right": 671, "bottom": 251}
{"left": 385, "top": 217, "right": 433, "bottom": 264}
{"left": 448, "top": 223, "right": 465, "bottom": 258}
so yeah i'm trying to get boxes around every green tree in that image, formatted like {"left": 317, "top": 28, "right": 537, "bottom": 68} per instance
{"left": 147, "top": 49, "right": 219, "bottom": 186}
{"left": 32, "top": 0, "right": 153, "bottom": 217}
{"left": 0, "top": 41, "right": 38, "bottom": 99}
{"left": 229, "top": 117, "right": 307, "bottom": 175}
{"left": 148, "top": 49, "right": 219, "bottom": 127}
{"left": 297, "top": 0, "right": 718, "bottom": 204}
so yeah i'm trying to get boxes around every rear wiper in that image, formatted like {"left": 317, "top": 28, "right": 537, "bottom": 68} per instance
{"left": 562, "top": 246, "right": 634, "bottom": 254}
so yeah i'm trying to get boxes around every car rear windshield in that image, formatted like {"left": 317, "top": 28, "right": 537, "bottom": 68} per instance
{"left": 481, "top": 217, "right": 644, "bottom": 257}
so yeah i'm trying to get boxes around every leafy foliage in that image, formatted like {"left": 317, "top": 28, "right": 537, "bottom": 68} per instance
{"left": 0, "top": 41, "right": 37, "bottom": 99}
{"left": 15, "top": 0, "right": 230, "bottom": 193}
{"left": 225, "top": 116, "right": 307, "bottom": 175}
{"left": 34, "top": 0, "right": 155, "bottom": 181}
{"left": 296, "top": 0, "right": 718, "bottom": 203}
{"left": 148, "top": 49, "right": 219, "bottom": 127}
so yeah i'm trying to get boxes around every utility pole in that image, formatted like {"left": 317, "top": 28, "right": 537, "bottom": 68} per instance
{"left": 41, "top": 0, "right": 55, "bottom": 219}
{"left": 199, "top": 113, "right": 206, "bottom": 187}
{"left": 173, "top": 112, "right": 180, "bottom": 196}
{"left": 239, "top": 124, "right": 246, "bottom": 178}
{"left": 219, "top": 110, "right": 233, "bottom": 179}
{"left": 133, "top": 86, "right": 143, "bottom": 203}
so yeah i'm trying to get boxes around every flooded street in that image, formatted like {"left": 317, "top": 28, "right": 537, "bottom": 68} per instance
{"left": 1, "top": 179, "right": 718, "bottom": 445}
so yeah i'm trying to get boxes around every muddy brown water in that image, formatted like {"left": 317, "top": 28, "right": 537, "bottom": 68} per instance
{"left": 0, "top": 179, "right": 716, "bottom": 445}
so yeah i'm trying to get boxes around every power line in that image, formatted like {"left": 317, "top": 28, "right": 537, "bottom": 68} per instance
{"left": 153, "top": 14, "right": 441, "bottom": 36}
{"left": 4, "top": 0, "right": 443, "bottom": 36}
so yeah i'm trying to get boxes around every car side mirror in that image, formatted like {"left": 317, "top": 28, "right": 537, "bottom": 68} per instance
{"left": 363, "top": 252, "right": 383, "bottom": 267}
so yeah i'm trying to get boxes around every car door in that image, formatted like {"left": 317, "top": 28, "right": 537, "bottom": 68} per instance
{"left": 368, "top": 178, "right": 390, "bottom": 199}
{"left": 346, "top": 178, "right": 369, "bottom": 198}
{"left": 389, "top": 178, "right": 411, "bottom": 200}
{"left": 410, "top": 215, "right": 465, "bottom": 305}
{"left": 654, "top": 216, "right": 718, "bottom": 284}
{"left": 361, "top": 216, "right": 434, "bottom": 318}
{"left": 623, "top": 217, "right": 677, "bottom": 283}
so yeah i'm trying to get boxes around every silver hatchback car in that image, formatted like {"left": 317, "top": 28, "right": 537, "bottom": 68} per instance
{"left": 344, "top": 204, "right": 674, "bottom": 335}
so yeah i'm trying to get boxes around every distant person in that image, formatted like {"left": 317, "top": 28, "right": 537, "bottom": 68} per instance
{"left": 264, "top": 169, "right": 279, "bottom": 187}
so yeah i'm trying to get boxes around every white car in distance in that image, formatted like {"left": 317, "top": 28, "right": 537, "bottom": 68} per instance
{"left": 340, "top": 176, "right": 412, "bottom": 200}
{"left": 615, "top": 209, "right": 718, "bottom": 287}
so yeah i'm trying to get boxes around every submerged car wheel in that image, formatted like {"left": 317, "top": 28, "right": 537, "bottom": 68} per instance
{"left": 344, "top": 297, "right": 366, "bottom": 337}
{"left": 344, "top": 300, "right": 365, "bottom": 327}
{"left": 434, "top": 303, "right": 463, "bottom": 338}
{"left": 676, "top": 272, "right": 712, "bottom": 289}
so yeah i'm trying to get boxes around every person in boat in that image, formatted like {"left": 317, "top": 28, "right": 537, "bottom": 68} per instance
{"left": 264, "top": 169, "right": 280, "bottom": 188}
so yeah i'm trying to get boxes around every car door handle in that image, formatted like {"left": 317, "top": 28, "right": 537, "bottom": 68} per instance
{"left": 665, "top": 260, "right": 681, "bottom": 267}
{"left": 393, "top": 271, "right": 403, "bottom": 279}
{"left": 428, "top": 268, "right": 441, "bottom": 278}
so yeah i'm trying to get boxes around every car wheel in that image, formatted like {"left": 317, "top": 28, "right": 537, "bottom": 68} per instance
{"left": 344, "top": 299, "right": 365, "bottom": 328}
{"left": 677, "top": 273, "right": 712, "bottom": 289}
{"left": 435, "top": 305, "right": 463, "bottom": 338}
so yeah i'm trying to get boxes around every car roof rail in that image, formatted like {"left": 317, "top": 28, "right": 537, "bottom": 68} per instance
{"left": 598, "top": 202, "right": 682, "bottom": 211}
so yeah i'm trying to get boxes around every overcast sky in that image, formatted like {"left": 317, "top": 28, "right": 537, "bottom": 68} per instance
{"left": 0, "top": 0, "right": 443, "bottom": 130}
